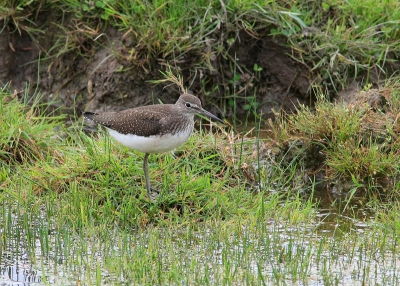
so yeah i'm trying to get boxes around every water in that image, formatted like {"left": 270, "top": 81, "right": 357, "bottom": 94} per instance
{"left": 0, "top": 207, "right": 115, "bottom": 285}
{"left": 0, "top": 211, "right": 43, "bottom": 285}
{"left": 1, "top": 262, "right": 41, "bottom": 285}
{"left": 1, "top": 199, "right": 398, "bottom": 285}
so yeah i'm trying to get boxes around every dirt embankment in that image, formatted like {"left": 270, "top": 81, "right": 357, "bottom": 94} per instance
{"left": 2, "top": 7, "right": 395, "bottom": 121}
{"left": 0, "top": 9, "right": 316, "bottom": 120}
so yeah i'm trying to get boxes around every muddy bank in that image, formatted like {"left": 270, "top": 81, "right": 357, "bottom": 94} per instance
{"left": 1, "top": 13, "right": 314, "bottom": 120}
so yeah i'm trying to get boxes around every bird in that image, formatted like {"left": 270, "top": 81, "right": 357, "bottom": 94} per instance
{"left": 83, "top": 93, "right": 223, "bottom": 201}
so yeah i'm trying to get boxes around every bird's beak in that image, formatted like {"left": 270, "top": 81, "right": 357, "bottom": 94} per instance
{"left": 199, "top": 108, "right": 224, "bottom": 123}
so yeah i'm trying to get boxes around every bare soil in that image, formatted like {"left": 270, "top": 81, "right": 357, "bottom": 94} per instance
{"left": 1, "top": 19, "right": 316, "bottom": 121}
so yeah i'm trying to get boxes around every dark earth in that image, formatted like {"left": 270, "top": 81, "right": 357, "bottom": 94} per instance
{"left": 1, "top": 25, "right": 314, "bottom": 121}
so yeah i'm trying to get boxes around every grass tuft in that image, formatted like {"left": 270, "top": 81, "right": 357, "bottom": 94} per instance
{"left": 0, "top": 86, "right": 64, "bottom": 165}
{"left": 269, "top": 80, "right": 400, "bottom": 200}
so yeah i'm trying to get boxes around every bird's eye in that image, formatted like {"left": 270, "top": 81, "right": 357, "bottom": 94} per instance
{"left": 185, "top": 102, "right": 191, "bottom": 108}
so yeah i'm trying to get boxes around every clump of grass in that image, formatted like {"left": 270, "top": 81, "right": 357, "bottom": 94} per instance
{"left": 269, "top": 79, "right": 400, "bottom": 200}
{"left": 0, "top": 86, "right": 63, "bottom": 165}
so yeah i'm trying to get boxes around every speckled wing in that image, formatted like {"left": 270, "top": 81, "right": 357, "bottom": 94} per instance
{"left": 84, "top": 105, "right": 174, "bottom": 137}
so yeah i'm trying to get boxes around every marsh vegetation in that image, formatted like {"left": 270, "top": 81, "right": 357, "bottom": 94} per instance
{"left": 1, "top": 0, "right": 400, "bottom": 285}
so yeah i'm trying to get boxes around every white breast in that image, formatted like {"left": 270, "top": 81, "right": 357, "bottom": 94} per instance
{"left": 106, "top": 128, "right": 193, "bottom": 153}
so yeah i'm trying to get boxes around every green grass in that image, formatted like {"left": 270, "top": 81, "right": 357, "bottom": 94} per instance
{"left": 0, "top": 86, "right": 63, "bottom": 165}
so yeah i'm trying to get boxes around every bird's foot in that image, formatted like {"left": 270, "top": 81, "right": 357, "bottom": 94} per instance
{"left": 148, "top": 187, "right": 160, "bottom": 202}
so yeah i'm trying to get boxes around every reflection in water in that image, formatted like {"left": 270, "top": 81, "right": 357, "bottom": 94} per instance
{"left": 312, "top": 189, "right": 374, "bottom": 235}
{"left": 1, "top": 262, "right": 41, "bottom": 285}
{"left": 0, "top": 209, "right": 43, "bottom": 286}
{"left": 0, "top": 205, "right": 114, "bottom": 285}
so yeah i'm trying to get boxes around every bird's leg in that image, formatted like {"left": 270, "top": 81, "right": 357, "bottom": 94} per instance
{"left": 143, "top": 153, "right": 159, "bottom": 201}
